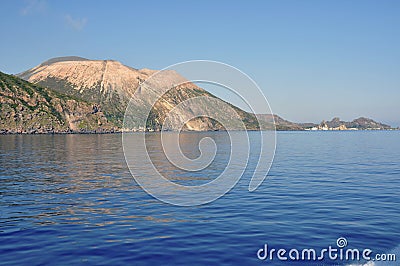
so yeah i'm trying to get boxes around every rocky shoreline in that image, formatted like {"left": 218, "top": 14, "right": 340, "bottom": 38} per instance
{"left": 0, "top": 128, "right": 121, "bottom": 135}
{"left": 1, "top": 127, "right": 398, "bottom": 135}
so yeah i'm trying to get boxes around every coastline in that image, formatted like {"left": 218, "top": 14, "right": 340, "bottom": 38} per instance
{"left": 1, "top": 128, "right": 398, "bottom": 135}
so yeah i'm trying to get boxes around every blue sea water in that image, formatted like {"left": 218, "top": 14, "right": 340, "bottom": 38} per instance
{"left": 0, "top": 131, "right": 399, "bottom": 265}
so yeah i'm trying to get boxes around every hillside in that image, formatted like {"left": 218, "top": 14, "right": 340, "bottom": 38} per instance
{"left": 257, "top": 114, "right": 303, "bottom": 131}
{"left": 0, "top": 71, "right": 117, "bottom": 133}
{"left": 17, "top": 57, "right": 263, "bottom": 130}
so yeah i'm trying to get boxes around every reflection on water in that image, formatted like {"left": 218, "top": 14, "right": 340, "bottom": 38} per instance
{"left": 0, "top": 135, "right": 133, "bottom": 228}
{"left": 0, "top": 132, "right": 399, "bottom": 265}
{"left": 144, "top": 131, "right": 232, "bottom": 185}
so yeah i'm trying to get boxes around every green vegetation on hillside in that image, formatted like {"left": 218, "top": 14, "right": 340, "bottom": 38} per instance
{"left": 0, "top": 72, "right": 116, "bottom": 133}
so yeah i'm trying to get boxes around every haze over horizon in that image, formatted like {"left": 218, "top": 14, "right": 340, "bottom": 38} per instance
{"left": 1, "top": 0, "right": 399, "bottom": 127}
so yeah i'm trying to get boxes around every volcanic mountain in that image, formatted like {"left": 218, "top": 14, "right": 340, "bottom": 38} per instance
{"left": 17, "top": 57, "right": 264, "bottom": 130}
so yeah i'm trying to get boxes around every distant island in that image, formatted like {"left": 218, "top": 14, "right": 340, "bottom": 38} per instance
{"left": 257, "top": 115, "right": 395, "bottom": 131}
{"left": 302, "top": 117, "right": 394, "bottom": 131}
{"left": 0, "top": 57, "right": 397, "bottom": 134}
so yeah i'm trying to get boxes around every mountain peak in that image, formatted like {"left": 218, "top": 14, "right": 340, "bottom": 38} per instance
{"left": 40, "top": 56, "right": 89, "bottom": 66}
{"left": 16, "top": 57, "right": 208, "bottom": 127}
{"left": 17, "top": 57, "right": 145, "bottom": 94}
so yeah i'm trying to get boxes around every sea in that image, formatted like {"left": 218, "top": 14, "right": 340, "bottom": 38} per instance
{"left": 0, "top": 131, "right": 399, "bottom": 265}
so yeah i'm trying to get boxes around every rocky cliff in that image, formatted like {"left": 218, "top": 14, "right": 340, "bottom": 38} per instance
{"left": 0, "top": 71, "right": 116, "bottom": 133}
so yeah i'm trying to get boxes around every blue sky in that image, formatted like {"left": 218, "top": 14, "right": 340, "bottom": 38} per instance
{"left": 1, "top": 0, "right": 399, "bottom": 126}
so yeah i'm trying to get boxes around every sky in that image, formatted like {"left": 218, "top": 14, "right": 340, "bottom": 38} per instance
{"left": 0, "top": 0, "right": 399, "bottom": 126}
